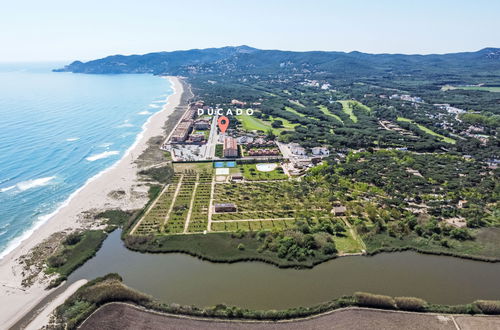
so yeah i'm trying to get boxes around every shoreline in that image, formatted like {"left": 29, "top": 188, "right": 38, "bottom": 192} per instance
{"left": 0, "top": 76, "right": 184, "bottom": 329}
{"left": 0, "top": 77, "right": 176, "bottom": 261}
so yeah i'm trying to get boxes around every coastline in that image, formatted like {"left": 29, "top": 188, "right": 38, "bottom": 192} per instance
{"left": 0, "top": 76, "right": 184, "bottom": 329}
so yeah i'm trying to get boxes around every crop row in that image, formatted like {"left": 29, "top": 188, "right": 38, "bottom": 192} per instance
{"left": 187, "top": 182, "right": 211, "bottom": 233}
{"left": 210, "top": 219, "right": 296, "bottom": 232}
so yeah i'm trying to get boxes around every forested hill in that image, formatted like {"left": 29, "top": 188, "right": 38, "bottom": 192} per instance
{"left": 55, "top": 46, "right": 500, "bottom": 78}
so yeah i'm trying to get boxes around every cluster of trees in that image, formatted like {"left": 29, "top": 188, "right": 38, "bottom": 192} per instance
{"left": 256, "top": 218, "right": 346, "bottom": 261}
{"left": 336, "top": 151, "right": 496, "bottom": 206}
{"left": 307, "top": 150, "right": 497, "bottom": 247}
{"left": 461, "top": 112, "right": 500, "bottom": 128}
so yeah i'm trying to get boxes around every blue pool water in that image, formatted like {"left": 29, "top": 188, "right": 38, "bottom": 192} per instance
{"left": 0, "top": 63, "right": 173, "bottom": 257}
{"left": 214, "top": 161, "right": 236, "bottom": 168}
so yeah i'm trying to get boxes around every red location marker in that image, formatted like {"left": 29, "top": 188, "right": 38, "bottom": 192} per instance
{"left": 218, "top": 116, "right": 229, "bottom": 134}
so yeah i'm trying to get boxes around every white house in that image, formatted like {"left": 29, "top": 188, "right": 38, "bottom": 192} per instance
{"left": 312, "top": 147, "right": 329, "bottom": 156}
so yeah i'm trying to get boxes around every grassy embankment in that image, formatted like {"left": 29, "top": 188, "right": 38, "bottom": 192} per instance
{"left": 397, "top": 117, "right": 456, "bottom": 144}
{"left": 45, "top": 210, "right": 135, "bottom": 288}
{"left": 363, "top": 227, "right": 500, "bottom": 262}
{"left": 124, "top": 231, "right": 339, "bottom": 268}
{"left": 52, "top": 273, "right": 500, "bottom": 329}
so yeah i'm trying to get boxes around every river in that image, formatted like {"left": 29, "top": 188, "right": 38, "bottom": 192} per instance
{"left": 67, "top": 230, "right": 500, "bottom": 310}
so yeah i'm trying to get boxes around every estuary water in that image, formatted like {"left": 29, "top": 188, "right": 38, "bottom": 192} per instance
{"left": 68, "top": 230, "right": 500, "bottom": 310}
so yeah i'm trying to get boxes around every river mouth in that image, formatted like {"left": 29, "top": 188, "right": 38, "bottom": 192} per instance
{"left": 67, "top": 230, "right": 500, "bottom": 310}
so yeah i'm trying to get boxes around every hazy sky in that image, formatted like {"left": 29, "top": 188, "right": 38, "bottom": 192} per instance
{"left": 1, "top": 0, "right": 499, "bottom": 62}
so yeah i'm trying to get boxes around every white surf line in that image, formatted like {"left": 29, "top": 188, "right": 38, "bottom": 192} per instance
{"left": 86, "top": 151, "right": 119, "bottom": 162}
{"left": 161, "top": 174, "right": 184, "bottom": 232}
{"left": 183, "top": 173, "right": 200, "bottom": 234}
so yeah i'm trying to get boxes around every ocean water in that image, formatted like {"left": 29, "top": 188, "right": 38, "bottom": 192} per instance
{"left": 0, "top": 63, "right": 172, "bottom": 257}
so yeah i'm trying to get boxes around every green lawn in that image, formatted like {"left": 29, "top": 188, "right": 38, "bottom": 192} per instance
{"left": 442, "top": 85, "right": 500, "bottom": 93}
{"left": 238, "top": 163, "right": 288, "bottom": 181}
{"left": 284, "top": 106, "right": 307, "bottom": 117}
{"left": 289, "top": 100, "right": 305, "bottom": 108}
{"left": 173, "top": 162, "right": 214, "bottom": 173}
{"left": 334, "top": 236, "right": 363, "bottom": 254}
{"left": 397, "top": 117, "right": 456, "bottom": 144}
{"left": 338, "top": 100, "right": 370, "bottom": 123}
{"left": 237, "top": 114, "right": 273, "bottom": 132}
{"left": 237, "top": 114, "right": 297, "bottom": 134}
{"left": 318, "top": 105, "right": 344, "bottom": 124}
{"left": 268, "top": 114, "right": 299, "bottom": 129}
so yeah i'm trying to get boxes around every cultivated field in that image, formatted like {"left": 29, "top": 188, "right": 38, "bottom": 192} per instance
{"left": 131, "top": 163, "right": 364, "bottom": 254}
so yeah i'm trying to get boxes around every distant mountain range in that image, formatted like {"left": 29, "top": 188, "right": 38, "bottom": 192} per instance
{"left": 55, "top": 46, "right": 500, "bottom": 78}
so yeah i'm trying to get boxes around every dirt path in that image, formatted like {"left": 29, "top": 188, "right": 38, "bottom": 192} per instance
{"left": 161, "top": 174, "right": 184, "bottom": 231}
{"left": 342, "top": 217, "right": 366, "bottom": 253}
{"left": 183, "top": 173, "right": 199, "bottom": 233}
{"left": 207, "top": 176, "right": 216, "bottom": 232}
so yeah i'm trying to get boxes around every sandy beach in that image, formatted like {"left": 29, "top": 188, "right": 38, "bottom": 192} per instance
{"left": 0, "top": 76, "right": 183, "bottom": 329}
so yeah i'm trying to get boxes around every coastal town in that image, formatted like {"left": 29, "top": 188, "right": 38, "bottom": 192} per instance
{"left": 160, "top": 100, "right": 332, "bottom": 176}
{"left": 2, "top": 0, "right": 500, "bottom": 329}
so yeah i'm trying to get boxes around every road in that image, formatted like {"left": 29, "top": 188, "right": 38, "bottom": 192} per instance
{"left": 276, "top": 141, "right": 292, "bottom": 160}
{"left": 203, "top": 115, "right": 219, "bottom": 159}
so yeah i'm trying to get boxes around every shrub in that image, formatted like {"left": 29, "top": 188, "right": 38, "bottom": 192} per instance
{"left": 272, "top": 120, "right": 283, "bottom": 128}
{"left": 450, "top": 227, "right": 473, "bottom": 241}
{"left": 354, "top": 292, "right": 396, "bottom": 309}
{"left": 231, "top": 229, "right": 245, "bottom": 239}
{"left": 64, "top": 232, "right": 83, "bottom": 246}
{"left": 475, "top": 300, "right": 500, "bottom": 314}
{"left": 395, "top": 296, "right": 427, "bottom": 311}
{"left": 256, "top": 230, "right": 267, "bottom": 241}
{"left": 82, "top": 281, "right": 151, "bottom": 305}
{"left": 47, "top": 255, "right": 67, "bottom": 268}
{"left": 323, "top": 243, "right": 337, "bottom": 255}
{"left": 138, "top": 166, "right": 173, "bottom": 184}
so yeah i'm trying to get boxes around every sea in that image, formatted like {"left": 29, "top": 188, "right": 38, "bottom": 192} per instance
{"left": 0, "top": 63, "right": 173, "bottom": 258}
